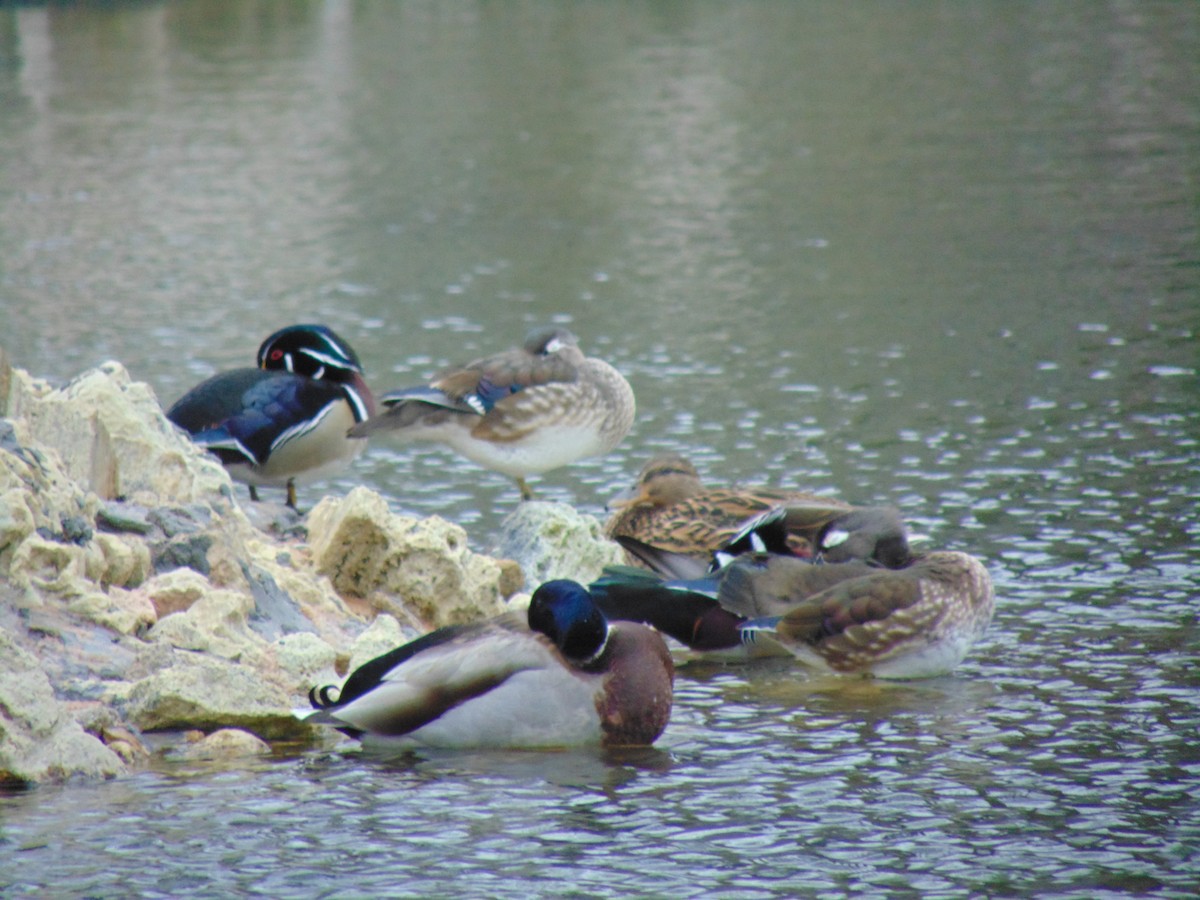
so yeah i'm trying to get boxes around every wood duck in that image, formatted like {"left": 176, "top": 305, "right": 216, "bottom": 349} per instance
{"left": 166, "top": 324, "right": 374, "bottom": 510}
{"left": 297, "top": 580, "right": 675, "bottom": 748}
{"left": 590, "top": 546, "right": 993, "bottom": 679}
{"left": 348, "top": 326, "right": 636, "bottom": 499}
{"left": 607, "top": 454, "right": 912, "bottom": 569}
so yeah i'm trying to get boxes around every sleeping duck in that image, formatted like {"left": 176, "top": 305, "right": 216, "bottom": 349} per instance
{"left": 297, "top": 580, "right": 674, "bottom": 748}
{"left": 606, "top": 453, "right": 912, "bottom": 569}
{"left": 591, "top": 513, "right": 993, "bottom": 679}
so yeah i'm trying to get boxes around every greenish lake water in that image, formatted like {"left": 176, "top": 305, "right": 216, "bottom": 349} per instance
{"left": 1, "top": 1, "right": 1197, "bottom": 895}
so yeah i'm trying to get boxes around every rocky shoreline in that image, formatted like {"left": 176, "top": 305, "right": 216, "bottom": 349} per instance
{"left": 0, "top": 350, "right": 623, "bottom": 785}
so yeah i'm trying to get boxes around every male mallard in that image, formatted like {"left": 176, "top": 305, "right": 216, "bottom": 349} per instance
{"left": 349, "top": 326, "right": 635, "bottom": 499}
{"left": 167, "top": 324, "right": 374, "bottom": 509}
{"left": 607, "top": 454, "right": 911, "bottom": 568}
{"left": 297, "top": 580, "right": 674, "bottom": 748}
{"left": 591, "top": 549, "right": 993, "bottom": 678}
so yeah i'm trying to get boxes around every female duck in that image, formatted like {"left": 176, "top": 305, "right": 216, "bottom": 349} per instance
{"left": 298, "top": 580, "right": 674, "bottom": 748}
{"left": 607, "top": 454, "right": 912, "bottom": 569}
{"left": 167, "top": 324, "right": 373, "bottom": 509}
{"left": 591, "top": 548, "right": 993, "bottom": 679}
{"left": 348, "top": 326, "right": 635, "bottom": 499}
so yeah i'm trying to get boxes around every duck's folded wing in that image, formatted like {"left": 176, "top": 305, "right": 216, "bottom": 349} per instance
{"left": 433, "top": 347, "right": 580, "bottom": 407}
{"left": 301, "top": 628, "right": 558, "bottom": 737}
{"left": 771, "top": 570, "right": 926, "bottom": 645}
{"left": 715, "top": 555, "right": 879, "bottom": 619}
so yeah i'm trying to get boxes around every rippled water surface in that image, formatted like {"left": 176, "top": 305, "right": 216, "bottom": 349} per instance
{"left": 1, "top": 1, "right": 1198, "bottom": 896}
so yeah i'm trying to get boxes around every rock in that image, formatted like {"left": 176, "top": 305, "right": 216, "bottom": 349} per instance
{"left": 131, "top": 567, "right": 212, "bottom": 619}
{"left": 272, "top": 631, "right": 339, "bottom": 686}
{"left": 308, "top": 487, "right": 516, "bottom": 628}
{"left": 124, "top": 651, "right": 304, "bottom": 741}
{"left": 2, "top": 359, "right": 232, "bottom": 505}
{"left": 345, "top": 613, "right": 414, "bottom": 674}
{"left": 242, "top": 562, "right": 317, "bottom": 640}
{"left": 66, "top": 588, "right": 157, "bottom": 637}
{"left": 175, "top": 728, "right": 272, "bottom": 761}
{"left": 147, "top": 586, "right": 264, "bottom": 661}
{"left": 0, "top": 631, "right": 126, "bottom": 785}
{"left": 0, "top": 354, "right": 541, "bottom": 780}
{"left": 496, "top": 500, "right": 626, "bottom": 589}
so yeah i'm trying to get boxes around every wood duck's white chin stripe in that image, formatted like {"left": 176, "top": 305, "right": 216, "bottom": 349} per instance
{"left": 342, "top": 385, "right": 371, "bottom": 423}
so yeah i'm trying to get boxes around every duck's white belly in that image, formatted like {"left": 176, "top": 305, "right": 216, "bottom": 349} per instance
{"left": 407, "top": 420, "right": 611, "bottom": 478}
{"left": 367, "top": 667, "right": 604, "bottom": 749}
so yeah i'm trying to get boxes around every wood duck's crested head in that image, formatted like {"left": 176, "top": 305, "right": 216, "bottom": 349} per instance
{"left": 257, "top": 324, "right": 365, "bottom": 381}
{"left": 523, "top": 325, "right": 579, "bottom": 358}
{"left": 528, "top": 579, "right": 610, "bottom": 663}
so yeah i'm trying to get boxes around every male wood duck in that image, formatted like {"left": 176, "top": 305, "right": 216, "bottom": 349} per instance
{"left": 590, "top": 548, "right": 993, "bottom": 678}
{"left": 607, "top": 454, "right": 912, "bottom": 569}
{"left": 166, "top": 324, "right": 374, "bottom": 510}
{"left": 348, "top": 326, "right": 635, "bottom": 499}
{"left": 298, "top": 580, "right": 675, "bottom": 748}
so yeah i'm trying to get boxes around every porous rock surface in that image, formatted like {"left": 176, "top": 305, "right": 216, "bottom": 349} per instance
{"left": 0, "top": 350, "right": 612, "bottom": 784}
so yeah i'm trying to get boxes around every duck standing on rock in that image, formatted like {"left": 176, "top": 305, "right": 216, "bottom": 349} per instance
{"left": 166, "top": 324, "right": 374, "bottom": 510}
{"left": 297, "top": 580, "right": 675, "bottom": 749}
{"left": 348, "top": 326, "right": 635, "bottom": 499}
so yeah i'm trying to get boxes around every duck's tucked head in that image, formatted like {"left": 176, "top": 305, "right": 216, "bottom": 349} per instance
{"left": 528, "top": 580, "right": 609, "bottom": 663}
{"left": 817, "top": 506, "right": 912, "bottom": 569}
{"left": 523, "top": 325, "right": 579, "bottom": 357}
{"left": 257, "top": 324, "right": 365, "bottom": 380}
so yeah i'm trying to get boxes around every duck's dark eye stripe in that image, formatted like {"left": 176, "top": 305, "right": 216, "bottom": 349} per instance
{"left": 647, "top": 466, "right": 694, "bottom": 478}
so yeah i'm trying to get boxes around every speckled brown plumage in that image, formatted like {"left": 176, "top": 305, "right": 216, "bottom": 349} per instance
{"left": 761, "top": 551, "right": 995, "bottom": 677}
{"left": 605, "top": 453, "right": 852, "bottom": 562}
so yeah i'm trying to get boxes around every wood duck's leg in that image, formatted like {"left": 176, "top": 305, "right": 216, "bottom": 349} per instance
{"left": 249, "top": 485, "right": 261, "bottom": 502}
{"left": 516, "top": 477, "right": 535, "bottom": 501}
{"left": 286, "top": 479, "right": 299, "bottom": 510}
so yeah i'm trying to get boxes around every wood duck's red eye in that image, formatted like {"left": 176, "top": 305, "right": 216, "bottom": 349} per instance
{"left": 270, "top": 349, "right": 284, "bottom": 361}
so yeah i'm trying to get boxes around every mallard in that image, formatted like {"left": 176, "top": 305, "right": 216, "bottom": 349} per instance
{"left": 349, "top": 326, "right": 635, "bottom": 499}
{"left": 297, "top": 580, "right": 675, "bottom": 748}
{"left": 591, "top": 548, "right": 993, "bottom": 679}
{"left": 166, "top": 324, "right": 374, "bottom": 509}
{"left": 607, "top": 454, "right": 911, "bottom": 568}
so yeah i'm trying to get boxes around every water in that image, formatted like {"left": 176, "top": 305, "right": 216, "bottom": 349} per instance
{"left": 1, "top": 1, "right": 1198, "bottom": 895}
